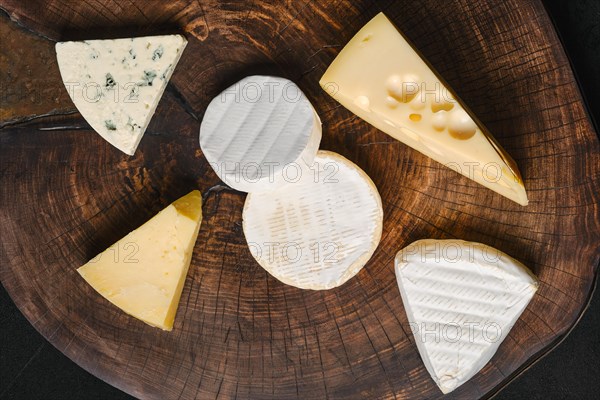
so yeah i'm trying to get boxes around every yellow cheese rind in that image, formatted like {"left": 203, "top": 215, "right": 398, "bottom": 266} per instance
{"left": 77, "top": 190, "right": 202, "bottom": 330}
{"left": 320, "top": 13, "right": 528, "bottom": 206}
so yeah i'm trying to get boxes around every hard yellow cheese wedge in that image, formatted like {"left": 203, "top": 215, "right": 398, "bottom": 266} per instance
{"left": 78, "top": 190, "right": 202, "bottom": 330}
{"left": 320, "top": 13, "right": 528, "bottom": 206}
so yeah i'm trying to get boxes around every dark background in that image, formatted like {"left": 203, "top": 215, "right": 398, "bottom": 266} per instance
{"left": 1, "top": 0, "right": 598, "bottom": 398}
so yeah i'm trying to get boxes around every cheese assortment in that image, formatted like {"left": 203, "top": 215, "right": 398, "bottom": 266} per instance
{"left": 78, "top": 191, "right": 202, "bottom": 330}
{"left": 320, "top": 13, "right": 528, "bottom": 206}
{"left": 56, "top": 34, "right": 187, "bottom": 155}
{"left": 242, "top": 150, "right": 383, "bottom": 290}
{"left": 200, "top": 75, "right": 322, "bottom": 193}
{"left": 50, "top": 11, "right": 542, "bottom": 394}
{"left": 395, "top": 239, "right": 538, "bottom": 393}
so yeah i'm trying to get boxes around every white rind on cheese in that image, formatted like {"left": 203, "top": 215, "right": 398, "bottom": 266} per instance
{"left": 320, "top": 13, "right": 528, "bottom": 206}
{"left": 77, "top": 190, "right": 202, "bottom": 331}
{"left": 56, "top": 35, "right": 187, "bottom": 155}
{"left": 242, "top": 150, "right": 383, "bottom": 290}
{"left": 394, "top": 239, "right": 538, "bottom": 393}
{"left": 200, "top": 75, "right": 322, "bottom": 193}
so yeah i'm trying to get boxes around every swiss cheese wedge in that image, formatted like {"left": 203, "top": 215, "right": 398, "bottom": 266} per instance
{"left": 320, "top": 13, "right": 528, "bottom": 205}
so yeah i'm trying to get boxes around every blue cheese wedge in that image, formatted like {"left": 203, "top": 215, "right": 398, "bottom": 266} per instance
{"left": 395, "top": 239, "right": 538, "bottom": 393}
{"left": 56, "top": 35, "right": 187, "bottom": 155}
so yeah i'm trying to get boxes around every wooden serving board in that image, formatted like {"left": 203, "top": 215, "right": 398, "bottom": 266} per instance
{"left": 1, "top": 0, "right": 599, "bottom": 398}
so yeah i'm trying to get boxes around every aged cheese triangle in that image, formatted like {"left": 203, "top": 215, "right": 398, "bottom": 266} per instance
{"left": 56, "top": 34, "right": 187, "bottom": 155}
{"left": 320, "top": 13, "right": 528, "bottom": 205}
{"left": 395, "top": 239, "right": 538, "bottom": 393}
{"left": 78, "top": 190, "right": 202, "bottom": 331}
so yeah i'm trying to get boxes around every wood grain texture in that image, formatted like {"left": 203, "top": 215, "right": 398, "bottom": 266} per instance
{"left": 0, "top": 1, "right": 599, "bottom": 399}
{"left": 0, "top": 16, "right": 75, "bottom": 127}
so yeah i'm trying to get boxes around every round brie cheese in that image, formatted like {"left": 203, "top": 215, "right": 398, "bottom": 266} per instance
{"left": 200, "top": 75, "right": 321, "bottom": 193}
{"left": 243, "top": 150, "right": 383, "bottom": 290}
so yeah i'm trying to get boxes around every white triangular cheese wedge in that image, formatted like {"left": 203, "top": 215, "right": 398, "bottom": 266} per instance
{"left": 243, "top": 150, "right": 383, "bottom": 290}
{"left": 200, "top": 75, "right": 321, "bottom": 193}
{"left": 78, "top": 190, "right": 202, "bottom": 331}
{"left": 56, "top": 35, "right": 187, "bottom": 155}
{"left": 320, "top": 13, "right": 528, "bottom": 205}
{"left": 395, "top": 239, "right": 538, "bottom": 393}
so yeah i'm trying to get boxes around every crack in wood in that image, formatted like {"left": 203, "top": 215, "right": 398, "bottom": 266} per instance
{"left": 166, "top": 82, "right": 200, "bottom": 121}
{"left": 201, "top": 184, "right": 240, "bottom": 205}
{"left": 0, "top": 7, "right": 55, "bottom": 42}
{"left": 357, "top": 141, "right": 397, "bottom": 147}
{"left": 0, "top": 110, "right": 79, "bottom": 130}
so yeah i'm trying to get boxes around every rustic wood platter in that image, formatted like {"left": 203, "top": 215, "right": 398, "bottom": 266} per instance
{"left": 1, "top": 0, "right": 599, "bottom": 398}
